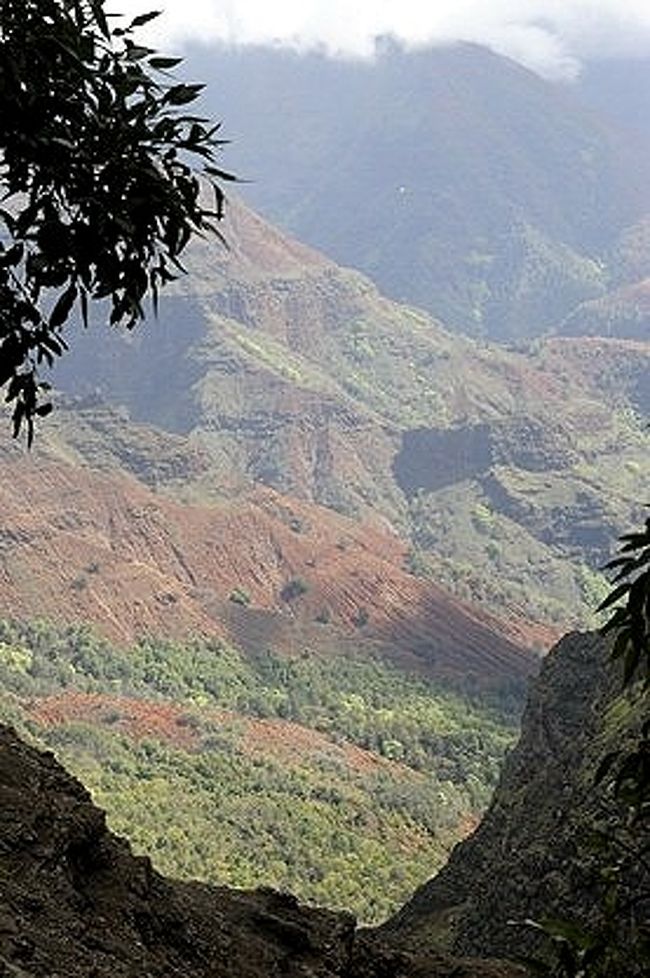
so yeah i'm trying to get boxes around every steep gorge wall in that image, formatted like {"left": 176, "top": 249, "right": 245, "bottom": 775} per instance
{"left": 380, "top": 631, "right": 639, "bottom": 961}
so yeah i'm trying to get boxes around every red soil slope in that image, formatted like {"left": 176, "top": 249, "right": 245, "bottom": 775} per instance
{"left": 26, "top": 690, "right": 407, "bottom": 777}
{"left": 0, "top": 446, "right": 538, "bottom": 687}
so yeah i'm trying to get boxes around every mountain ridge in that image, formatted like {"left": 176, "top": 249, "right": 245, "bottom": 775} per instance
{"left": 191, "top": 42, "right": 650, "bottom": 340}
{"left": 51, "top": 197, "right": 650, "bottom": 631}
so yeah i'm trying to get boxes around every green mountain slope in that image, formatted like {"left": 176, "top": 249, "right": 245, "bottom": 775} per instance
{"left": 53, "top": 201, "right": 650, "bottom": 631}
{"left": 0, "top": 618, "right": 519, "bottom": 923}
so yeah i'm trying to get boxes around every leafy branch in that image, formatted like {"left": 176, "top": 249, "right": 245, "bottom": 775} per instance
{"left": 0, "top": 1, "right": 235, "bottom": 441}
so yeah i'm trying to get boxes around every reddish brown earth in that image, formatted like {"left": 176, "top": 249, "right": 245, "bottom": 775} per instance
{"left": 25, "top": 689, "right": 416, "bottom": 778}
{"left": 239, "top": 714, "right": 403, "bottom": 776}
{"left": 27, "top": 692, "right": 205, "bottom": 751}
{"left": 0, "top": 444, "right": 538, "bottom": 688}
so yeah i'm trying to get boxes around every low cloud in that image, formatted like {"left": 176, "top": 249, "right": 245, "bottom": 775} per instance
{"left": 116, "top": 1, "right": 650, "bottom": 79}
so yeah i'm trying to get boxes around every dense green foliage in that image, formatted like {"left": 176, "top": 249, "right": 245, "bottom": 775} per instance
{"left": 600, "top": 513, "right": 650, "bottom": 697}
{"left": 0, "top": 617, "right": 519, "bottom": 922}
{"left": 0, "top": 0, "right": 231, "bottom": 439}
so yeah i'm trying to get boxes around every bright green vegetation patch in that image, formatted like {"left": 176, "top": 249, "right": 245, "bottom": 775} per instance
{"left": 0, "top": 618, "right": 521, "bottom": 923}
{"left": 45, "top": 722, "right": 465, "bottom": 924}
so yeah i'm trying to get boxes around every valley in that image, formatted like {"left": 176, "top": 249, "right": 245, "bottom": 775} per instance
{"left": 53, "top": 198, "right": 650, "bottom": 630}
{"left": 0, "top": 20, "right": 649, "bottom": 974}
{"left": 0, "top": 617, "right": 518, "bottom": 923}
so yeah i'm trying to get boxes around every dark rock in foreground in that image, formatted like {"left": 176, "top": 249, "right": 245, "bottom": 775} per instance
{"left": 0, "top": 725, "right": 521, "bottom": 977}
{"left": 381, "top": 631, "right": 649, "bottom": 967}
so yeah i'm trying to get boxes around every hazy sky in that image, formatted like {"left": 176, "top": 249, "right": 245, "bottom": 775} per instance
{"left": 117, "top": 1, "right": 650, "bottom": 79}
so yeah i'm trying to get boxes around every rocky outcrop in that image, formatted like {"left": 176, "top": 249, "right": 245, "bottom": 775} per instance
{"left": 380, "top": 631, "right": 648, "bottom": 962}
{"left": 393, "top": 417, "right": 579, "bottom": 499}
{"left": 0, "top": 724, "right": 522, "bottom": 978}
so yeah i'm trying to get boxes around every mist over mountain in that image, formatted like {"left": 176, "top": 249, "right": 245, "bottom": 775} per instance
{"left": 572, "top": 57, "right": 650, "bottom": 139}
{"left": 186, "top": 41, "right": 650, "bottom": 341}
{"left": 122, "top": 0, "right": 650, "bottom": 82}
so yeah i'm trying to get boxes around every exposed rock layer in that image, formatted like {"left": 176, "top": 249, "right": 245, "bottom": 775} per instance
{"left": 0, "top": 432, "right": 538, "bottom": 689}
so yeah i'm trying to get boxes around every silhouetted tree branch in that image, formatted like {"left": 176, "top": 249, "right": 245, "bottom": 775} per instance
{"left": 0, "top": 0, "right": 234, "bottom": 441}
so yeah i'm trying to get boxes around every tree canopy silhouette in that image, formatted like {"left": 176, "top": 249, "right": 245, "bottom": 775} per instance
{"left": 0, "top": 0, "right": 233, "bottom": 442}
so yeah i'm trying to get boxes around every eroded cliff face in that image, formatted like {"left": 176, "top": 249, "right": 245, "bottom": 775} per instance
{"left": 50, "top": 197, "right": 650, "bottom": 632}
{"left": 380, "top": 631, "right": 644, "bottom": 961}
{"left": 0, "top": 725, "right": 522, "bottom": 978}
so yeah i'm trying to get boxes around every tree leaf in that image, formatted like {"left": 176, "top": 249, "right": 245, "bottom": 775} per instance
{"left": 129, "top": 10, "right": 162, "bottom": 28}
{"left": 49, "top": 284, "right": 78, "bottom": 329}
